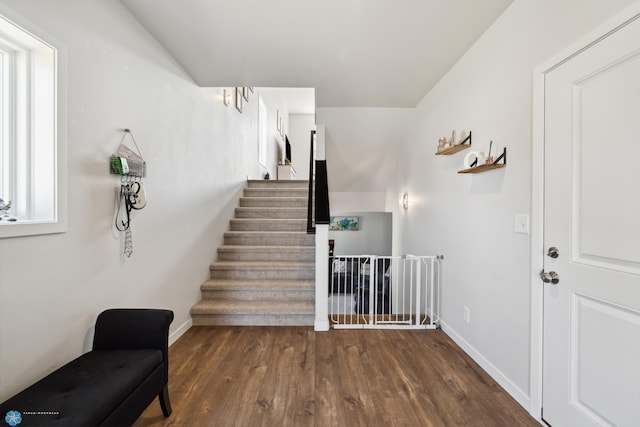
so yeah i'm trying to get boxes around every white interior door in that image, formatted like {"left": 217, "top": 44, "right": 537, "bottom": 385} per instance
{"left": 542, "top": 15, "right": 640, "bottom": 427}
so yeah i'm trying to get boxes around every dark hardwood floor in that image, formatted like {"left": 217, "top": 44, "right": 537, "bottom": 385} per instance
{"left": 134, "top": 326, "right": 538, "bottom": 427}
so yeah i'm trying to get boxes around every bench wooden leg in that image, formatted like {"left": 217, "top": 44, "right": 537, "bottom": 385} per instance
{"left": 159, "top": 385, "right": 172, "bottom": 417}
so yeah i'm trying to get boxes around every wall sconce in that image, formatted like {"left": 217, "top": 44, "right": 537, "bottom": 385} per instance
{"left": 223, "top": 89, "right": 231, "bottom": 106}
{"left": 402, "top": 192, "right": 409, "bottom": 210}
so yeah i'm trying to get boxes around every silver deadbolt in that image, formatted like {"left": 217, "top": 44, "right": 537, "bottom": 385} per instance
{"left": 547, "top": 247, "right": 559, "bottom": 258}
{"left": 540, "top": 270, "right": 559, "bottom": 284}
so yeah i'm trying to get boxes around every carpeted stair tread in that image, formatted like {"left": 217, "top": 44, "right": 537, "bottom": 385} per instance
{"left": 217, "top": 245, "right": 314, "bottom": 262}
{"left": 223, "top": 231, "right": 315, "bottom": 246}
{"left": 210, "top": 261, "right": 315, "bottom": 270}
{"left": 191, "top": 299, "right": 314, "bottom": 315}
{"left": 224, "top": 230, "right": 312, "bottom": 236}
{"left": 247, "top": 179, "right": 309, "bottom": 188}
{"left": 229, "top": 218, "right": 307, "bottom": 231}
{"left": 217, "top": 245, "right": 314, "bottom": 252}
{"left": 243, "top": 188, "right": 308, "bottom": 197}
{"left": 234, "top": 207, "right": 308, "bottom": 219}
{"left": 201, "top": 279, "right": 314, "bottom": 291}
{"left": 239, "top": 197, "right": 308, "bottom": 207}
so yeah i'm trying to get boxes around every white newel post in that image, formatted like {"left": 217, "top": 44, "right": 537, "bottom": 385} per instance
{"left": 314, "top": 125, "right": 330, "bottom": 331}
{"left": 315, "top": 224, "right": 329, "bottom": 331}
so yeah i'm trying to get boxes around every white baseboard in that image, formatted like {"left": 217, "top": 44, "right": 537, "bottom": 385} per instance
{"left": 440, "top": 320, "right": 530, "bottom": 411}
{"left": 169, "top": 318, "right": 192, "bottom": 346}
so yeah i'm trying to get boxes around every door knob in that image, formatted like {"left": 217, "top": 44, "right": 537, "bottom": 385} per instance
{"left": 547, "top": 247, "right": 559, "bottom": 258}
{"left": 540, "top": 270, "right": 559, "bottom": 284}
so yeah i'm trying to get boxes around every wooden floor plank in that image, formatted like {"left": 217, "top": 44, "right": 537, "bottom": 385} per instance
{"left": 250, "top": 327, "right": 315, "bottom": 427}
{"left": 134, "top": 326, "right": 538, "bottom": 427}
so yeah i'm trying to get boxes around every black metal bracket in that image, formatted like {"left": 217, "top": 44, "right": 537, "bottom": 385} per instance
{"left": 493, "top": 147, "right": 507, "bottom": 165}
{"left": 459, "top": 131, "right": 472, "bottom": 146}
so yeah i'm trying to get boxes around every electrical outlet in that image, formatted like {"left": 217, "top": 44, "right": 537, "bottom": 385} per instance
{"left": 464, "top": 306, "right": 470, "bottom": 323}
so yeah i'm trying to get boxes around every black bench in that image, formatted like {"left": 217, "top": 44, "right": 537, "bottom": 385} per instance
{"left": 0, "top": 308, "right": 174, "bottom": 426}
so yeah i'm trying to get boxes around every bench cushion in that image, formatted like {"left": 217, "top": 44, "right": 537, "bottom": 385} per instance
{"left": 0, "top": 349, "right": 162, "bottom": 426}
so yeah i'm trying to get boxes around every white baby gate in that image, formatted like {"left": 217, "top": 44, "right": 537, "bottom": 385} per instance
{"left": 328, "top": 255, "right": 442, "bottom": 329}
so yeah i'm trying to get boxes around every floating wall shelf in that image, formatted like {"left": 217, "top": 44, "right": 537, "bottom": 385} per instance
{"left": 458, "top": 163, "right": 506, "bottom": 174}
{"left": 458, "top": 147, "right": 507, "bottom": 174}
{"left": 435, "top": 131, "right": 472, "bottom": 155}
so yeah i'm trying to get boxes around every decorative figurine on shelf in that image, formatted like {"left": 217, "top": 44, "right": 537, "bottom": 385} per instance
{"left": 437, "top": 137, "right": 446, "bottom": 152}
{"left": 264, "top": 172, "right": 270, "bottom": 180}
{"left": 0, "top": 197, "right": 16, "bottom": 221}
{"left": 451, "top": 130, "right": 456, "bottom": 146}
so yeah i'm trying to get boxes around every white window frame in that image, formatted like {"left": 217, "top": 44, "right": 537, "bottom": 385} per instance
{"left": 0, "top": 8, "right": 67, "bottom": 238}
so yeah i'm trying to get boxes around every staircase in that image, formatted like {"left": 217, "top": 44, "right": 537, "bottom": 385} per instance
{"left": 190, "top": 180, "right": 315, "bottom": 326}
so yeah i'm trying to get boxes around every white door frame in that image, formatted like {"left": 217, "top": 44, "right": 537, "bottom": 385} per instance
{"left": 529, "top": 1, "right": 640, "bottom": 419}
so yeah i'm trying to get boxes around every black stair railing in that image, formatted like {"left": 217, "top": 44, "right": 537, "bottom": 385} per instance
{"left": 307, "top": 130, "right": 330, "bottom": 234}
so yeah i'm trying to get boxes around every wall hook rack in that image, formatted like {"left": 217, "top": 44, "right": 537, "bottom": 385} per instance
{"left": 110, "top": 129, "right": 147, "bottom": 178}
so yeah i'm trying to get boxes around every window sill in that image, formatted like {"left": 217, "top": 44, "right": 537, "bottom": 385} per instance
{"left": 0, "top": 218, "right": 67, "bottom": 238}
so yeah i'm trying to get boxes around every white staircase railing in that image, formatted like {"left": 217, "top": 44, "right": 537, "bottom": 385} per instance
{"left": 328, "top": 255, "right": 442, "bottom": 330}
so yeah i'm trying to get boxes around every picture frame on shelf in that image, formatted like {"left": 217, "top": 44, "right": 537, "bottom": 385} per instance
{"left": 235, "top": 87, "right": 243, "bottom": 113}
{"left": 223, "top": 88, "right": 231, "bottom": 106}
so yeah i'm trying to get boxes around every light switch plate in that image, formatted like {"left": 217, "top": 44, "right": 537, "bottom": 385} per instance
{"left": 514, "top": 214, "right": 530, "bottom": 234}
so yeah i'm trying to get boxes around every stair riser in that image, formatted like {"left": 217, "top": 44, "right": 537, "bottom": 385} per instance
{"left": 224, "top": 234, "right": 314, "bottom": 246}
{"left": 218, "top": 250, "right": 315, "bottom": 262}
{"left": 240, "top": 198, "right": 308, "bottom": 208}
{"left": 235, "top": 208, "right": 307, "bottom": 219}
{"left": 192, "top": 314, "right": 314, "bottom": 327}
{"left": 210, "top": 269, "right": 315, "bottom": 280}
{"left": 230, "top": 219, "right": 307, "bottom": 232}
{"left": 201, "top": 289, "right": 315, "bottom": 301}
{"left": 244, "top": 189, "right": 308, "bottom": 198}
{"left": 247, "top": 180, "right": 309, "bottom": 189}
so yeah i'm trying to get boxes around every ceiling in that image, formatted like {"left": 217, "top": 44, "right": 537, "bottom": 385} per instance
{"left": 119, "top": 0, "right": 512, "bottom": 108}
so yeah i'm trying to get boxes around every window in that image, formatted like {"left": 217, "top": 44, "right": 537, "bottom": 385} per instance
{"left": 0, "top": 12, "right": 66, "bottom": 238}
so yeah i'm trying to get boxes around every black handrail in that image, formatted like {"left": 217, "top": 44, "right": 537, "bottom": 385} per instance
{"left": 307, "top": 130, "right": 316, "bottom": 234}
{"left": 315, "top": 160, "right": 330, "bottom": 225}
{"left": 306, "top": 129, "right": 330, "bottom": 234}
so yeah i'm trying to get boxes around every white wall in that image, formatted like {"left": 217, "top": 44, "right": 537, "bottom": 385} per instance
{"left": 329, "top": 212, "right": 392, "bottom": 256}
{"left": 387, "top": 0, "right": 638, "bottom": 409}
{"left": 316, "top": 108, "right": 412, "bottom": 194}
{"left": 257, "top": 88, "right": 289, "bottom": 178}
{"left": 0, "top": 0, "right": 261, "bottom": 401}
{"left": 329, "top": 192, "right": 386, "bottom": 212}
{"left": 288, "top": 114, "right": 314, "bottom": 180}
